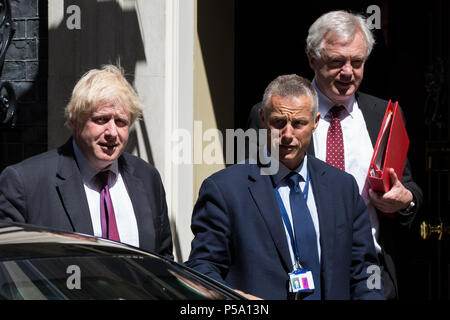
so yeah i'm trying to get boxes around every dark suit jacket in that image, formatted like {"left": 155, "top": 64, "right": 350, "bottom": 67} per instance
{"left": 0, "top": 139, "right": 173, "bottom": 258}
{"left": 246, "top": 92, "right": 423, "bottom": 298}
{"left": 185, "top": 156, "right": 384, "bottom": 300}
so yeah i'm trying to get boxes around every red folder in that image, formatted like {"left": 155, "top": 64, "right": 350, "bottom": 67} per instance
{"left": 367, "top": 100, "right": 410, "bottom": 193}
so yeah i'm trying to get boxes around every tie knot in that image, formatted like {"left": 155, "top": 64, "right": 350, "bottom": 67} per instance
{"left": 328, "top": 105, "right": 346, "bottom": 119}
{"left": 95, "top": 170, "right": 112, "bottom": 189}
{"left": 287, "top": 172, "right": 302, "bottom": 193}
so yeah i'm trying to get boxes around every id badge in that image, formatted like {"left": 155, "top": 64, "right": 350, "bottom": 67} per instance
{"left": 289, "top": 268, "right": 315, "bottom": 293}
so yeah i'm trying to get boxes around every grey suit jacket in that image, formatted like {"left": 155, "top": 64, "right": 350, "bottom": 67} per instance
{"left": 0, "top": 139, "right": 173, "bottom": 258}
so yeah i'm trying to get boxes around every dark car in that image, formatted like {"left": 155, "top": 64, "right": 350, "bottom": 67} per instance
{"left": 0, "top": 222, "right": 243, "bottom": 300}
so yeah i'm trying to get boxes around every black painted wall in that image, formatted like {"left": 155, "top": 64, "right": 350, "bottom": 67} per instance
{"left": 0, "top": 0, "right": 47, "bottom": 172}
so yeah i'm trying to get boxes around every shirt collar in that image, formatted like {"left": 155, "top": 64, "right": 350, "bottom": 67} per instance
{"left": 312, "top": 78, "right": 356, "bottom": 120}
{"left": 271, "top": 153, "right": 308, "bottom": 187}
{"left": 72, "top": 139, "right": 119, "bottom": 186}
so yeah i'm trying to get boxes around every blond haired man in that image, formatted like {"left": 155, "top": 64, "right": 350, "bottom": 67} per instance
{"left": 0, "top": 65, "right": 173, "bottom": 258}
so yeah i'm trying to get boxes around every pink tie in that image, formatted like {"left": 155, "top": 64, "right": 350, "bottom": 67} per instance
{"left": 326, "top": 105, "right": 346, "bottom": 171}
{"left": 97, "top": 171, "right": 120, "bottom": 242}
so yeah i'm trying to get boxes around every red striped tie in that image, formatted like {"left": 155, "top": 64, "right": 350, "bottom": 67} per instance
{"left": 326, "top": 105, "right": 346, "bottom": 171}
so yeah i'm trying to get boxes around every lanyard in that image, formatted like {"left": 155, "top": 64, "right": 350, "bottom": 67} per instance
{"left": 274, "top": 168, "right": 310, "bottom": 269}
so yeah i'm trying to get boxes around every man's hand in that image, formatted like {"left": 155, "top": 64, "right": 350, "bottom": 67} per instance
{"left": 368, "top": 168, "right": 413, "bottom": 216}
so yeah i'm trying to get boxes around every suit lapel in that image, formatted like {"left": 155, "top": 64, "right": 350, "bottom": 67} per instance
{"left": 356, "top": 92, "right": 384, "bottom": 146}
{"left": 119, "top": 156, "right": 155, "bottom": 251}
{"left": 248, "top": 165, "right": 292, "bottom": 272}
{"left": 307, "top": 157, "right": 336, "bottom": 298}
{"left": 55, "top": 140, "right": 94, "bottom": 234}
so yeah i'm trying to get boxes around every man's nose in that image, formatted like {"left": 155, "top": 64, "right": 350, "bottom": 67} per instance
{"left": 104, "top": 120, "right": 118, "bottom": 138}
{"left": 281, "top": 122, "right": 294, "bottom": 140}
{"left": 340, "top": 62, "right": 353, "bottom": 77}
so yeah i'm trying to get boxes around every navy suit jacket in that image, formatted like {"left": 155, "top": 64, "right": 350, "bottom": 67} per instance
{"left": 186, "top": 156, "right": 384, "bottom": 300}
{"left": 246, "top": 92, "right": 423, "bottom": 298}
{"left": 0, "top": 139, "right": 173, "bottom": 258}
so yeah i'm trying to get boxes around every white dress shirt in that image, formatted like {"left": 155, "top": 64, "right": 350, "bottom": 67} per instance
{"left": 271, "top": 154, "right": 321, "bottom": 270}
{"left": 312, "top": 80, "right": 381, "bottom": 253}
{"left": 72, "top": 141, "right": 139, "bottom": 247}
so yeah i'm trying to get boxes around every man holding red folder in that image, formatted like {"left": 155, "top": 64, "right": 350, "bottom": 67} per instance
{"left": 247, "top": 10, "right": 423, "bottom": 299}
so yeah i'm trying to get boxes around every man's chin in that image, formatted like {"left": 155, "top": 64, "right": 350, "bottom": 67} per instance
{"left": 279, "top": 154, "right": 304, "bottom": 170}
{"left": 333, "top": 86, "right": 355, "bottom": 100}
{"left": 93, "top": 153, "right": 121, "bottom": 169}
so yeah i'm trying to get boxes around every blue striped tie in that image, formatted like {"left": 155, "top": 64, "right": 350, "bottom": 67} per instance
{"left": 287, "top": 172, "right": 321, "bottom": 300}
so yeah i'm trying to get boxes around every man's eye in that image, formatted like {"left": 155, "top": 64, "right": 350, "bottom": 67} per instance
{"left": 271, "top": 119, "right": 286, "bottom": 129}
{"left": 93, "top": 117, "right": 108, "bottom": 124}
{"left": 328, "top": 60, "right": 344, "bottom": 68}
{"left": 115, "top": 119, "right": 129, "bottom": 127}
{"left": 292, "top": 120, "right": 307, "bottom": 129}
{"left": 291, "top": 121, "right": 302, "bottom": 129}
{"left": 352, "top": 60, "right": 364, "bottom": 68}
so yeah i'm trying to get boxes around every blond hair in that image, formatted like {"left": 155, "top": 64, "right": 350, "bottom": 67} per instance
{"left": 65, "top": 65, "right": 143, "bottom": 127}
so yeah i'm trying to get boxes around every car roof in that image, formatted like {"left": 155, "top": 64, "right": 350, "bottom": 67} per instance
{"left": 0, "top": 222, "right": 156, "bottom": 260}
{"left": 0, "top": 222, "right": 246, "bottom": 300}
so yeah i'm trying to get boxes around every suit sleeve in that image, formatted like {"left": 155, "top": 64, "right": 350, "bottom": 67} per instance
{"left": 398, "top": 158, "right": 423, "bottom": 226}
{"left": 0, "top": 166, "right": 28, "bottom": 223}
{"left": 184, "top": 177, "right": 231, "bottom": 286}
{"left": 349, "top": 177, "right": 385, "bottom": 300}
{"left": 151, "top": 168, "right": 174, "bottom": 260}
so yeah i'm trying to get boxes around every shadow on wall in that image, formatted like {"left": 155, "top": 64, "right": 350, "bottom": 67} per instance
{"left": 47, "top": 0, "right": 153, "bottom": 165}
{"left": 197, "top": 0, "right": 235, "bottom": 166}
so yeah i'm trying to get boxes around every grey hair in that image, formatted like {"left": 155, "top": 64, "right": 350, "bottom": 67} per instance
{"left": 262, "top": 74, "right": 318, "bottom": 118}
{"left": 306, "top": 10, "right": 375, "bottom": 59}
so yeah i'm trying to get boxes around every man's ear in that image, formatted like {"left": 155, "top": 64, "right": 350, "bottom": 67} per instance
{"left": 259, "top": 108, "right": 266, "bottom": 128}
{"left": 312, "top": 112, "right": 321, "bottom": 132}
{"left": 307, "top": 52, "right": 316, "bottom": 70}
